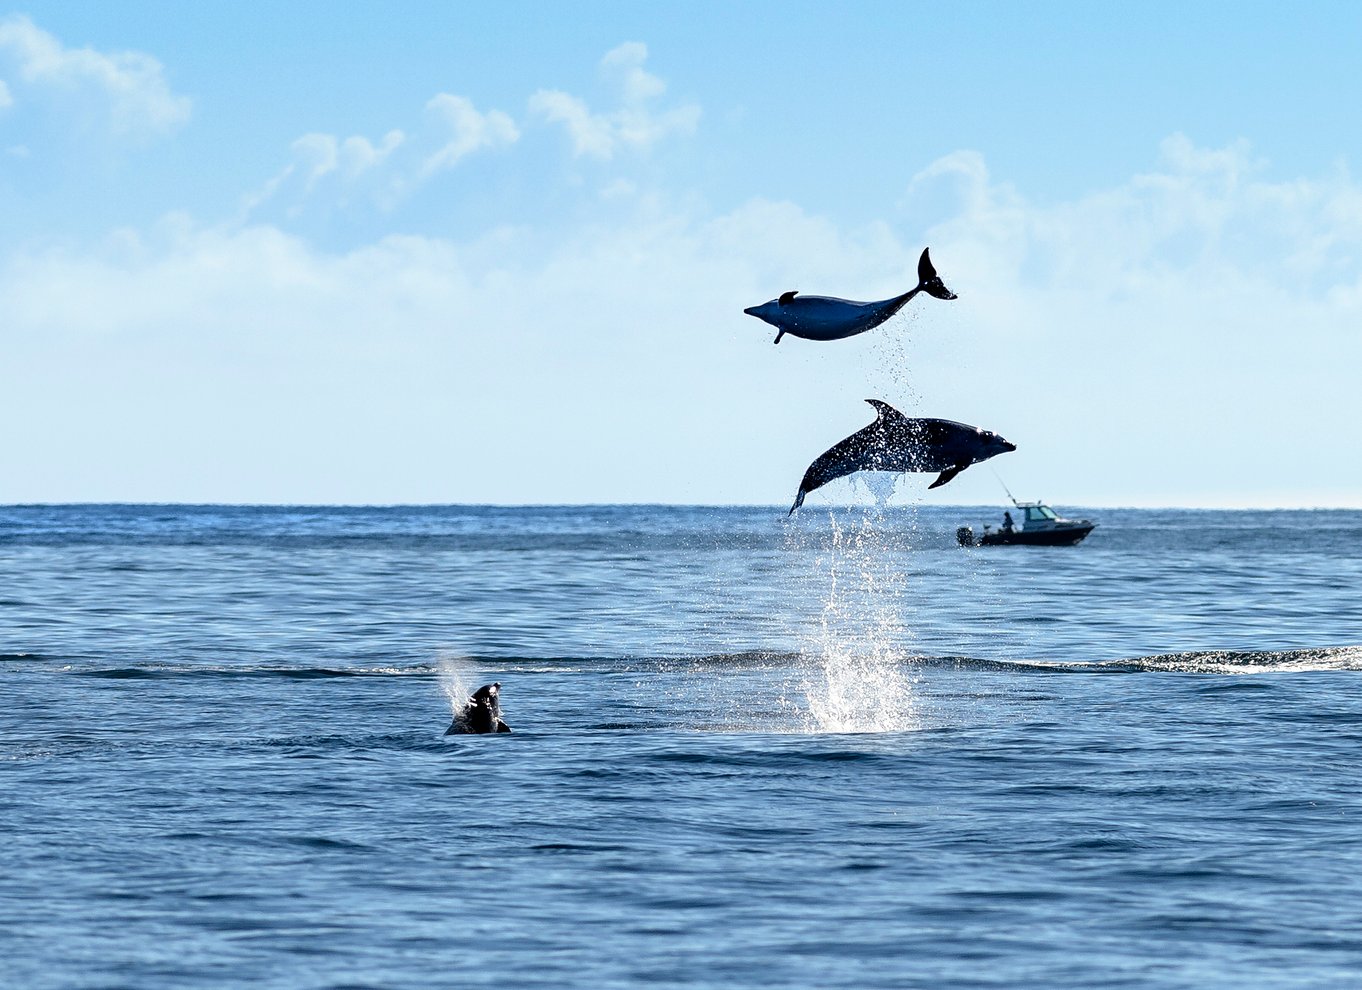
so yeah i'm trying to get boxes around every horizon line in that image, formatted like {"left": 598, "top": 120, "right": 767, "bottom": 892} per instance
{"left": 2, "top": 500, "right": 1359, "bottom": 512}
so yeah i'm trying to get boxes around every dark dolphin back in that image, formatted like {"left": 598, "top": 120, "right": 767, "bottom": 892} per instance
{"left": 788, "top": 404, "right": 1005, "bottom": 513}
{"left": 793, "top": 401, "right": 929, "bottom": 511}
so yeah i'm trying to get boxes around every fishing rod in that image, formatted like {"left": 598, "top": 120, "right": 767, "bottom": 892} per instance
{"left": 990, "top": 468, "right": 1020, "bottom": 508}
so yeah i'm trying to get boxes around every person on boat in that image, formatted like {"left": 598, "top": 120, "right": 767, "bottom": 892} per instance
{"left": 1002, "top": 510, "right": 1014, "bottom": 533}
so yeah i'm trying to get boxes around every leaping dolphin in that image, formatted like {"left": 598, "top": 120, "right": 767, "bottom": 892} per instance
{"left": 789, "top": 401, "right": 1016, "bottom": 515}
{"left": 744, "top": 248, "right": 957, "bottom": 344}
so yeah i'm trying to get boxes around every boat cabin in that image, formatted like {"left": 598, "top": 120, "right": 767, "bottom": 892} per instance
{"left": 1018, "top": 502, "right": 1061, "bottom": 530}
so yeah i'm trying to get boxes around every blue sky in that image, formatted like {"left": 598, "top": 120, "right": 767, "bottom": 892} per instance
{"left": 3, "top": 2, "right": 1361, "bottom": 506}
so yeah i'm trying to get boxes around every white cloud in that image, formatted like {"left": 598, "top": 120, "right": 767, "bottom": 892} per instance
{"left": 601, "top": 42, "right": 665, "bottom": 104}
{"left": 420, "top": 93, "right": 518, "bottom": 177}
{"left": 530, "top": 42, "right": 700, "bottom": 160}
{"left": 341, "top": 129, "right": 405, "bottom": 177}
{"left": 0, "top": 14, "right": 190, "bottom": 135}
{"left": 0, "top": 203, "right": 899, "bottom": 503}
{"left": 916, "top": 135, "right": 1362, "bottom": 309}
{"left": 283, "top": 129, "right": 406, "bottom": 189}
{"left": 527, "top": 90, "right": 612, "bottom": 159}
{"left": 290, "top": 133, "right": 339, "bottom": 187}
{"left": 246, "top": 95, "right": 513, "bottom": 215}
{"left": 4, "top": 137, "right": 1362, "bottom": 506}
{"left": 244, "top": 43, "right": 686, "bottom": 218}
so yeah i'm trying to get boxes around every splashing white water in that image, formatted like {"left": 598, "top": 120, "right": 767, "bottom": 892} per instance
{"left": 436, "top": 653, "right": 479, "bottom": 718}
{"left": 793, "top": 508, "right": 921, "bottom": 733}
{"left": 800, "top": 642, "right": 919, "bottom": 734}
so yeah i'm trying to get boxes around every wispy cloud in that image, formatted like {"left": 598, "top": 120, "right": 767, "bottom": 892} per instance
{"left": 0, "top": 14, "right": 190, "bottom": 135}
{"left": 292, "top": 129, "right": 406, "bottom": 186}
{"left": 419, "top": 93, "right": 518, "bottom": 178}
{"left": 246, "top": 94, "right": 517, "bottom": 216}
{"left": 529, "top": 42, "right": 700, "bottom": 160}
{"left": 244, "top": 42, "right": 694, "bottom": 217}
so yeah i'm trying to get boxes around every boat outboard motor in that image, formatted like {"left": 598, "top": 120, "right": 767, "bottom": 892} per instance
{"left": 956, "top": 526, "right": 976, "bottom": 547}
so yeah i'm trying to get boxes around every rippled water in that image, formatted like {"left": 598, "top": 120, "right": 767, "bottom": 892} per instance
{"left": 3, "top": 504, "right": 1361, "bottom": 988}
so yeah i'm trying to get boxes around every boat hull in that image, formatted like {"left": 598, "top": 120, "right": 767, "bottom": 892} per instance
{"left": 958, "top": 524, "right": 1095, "bottom": 547}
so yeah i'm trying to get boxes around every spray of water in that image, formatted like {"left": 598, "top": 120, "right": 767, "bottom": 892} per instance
{"left": 436, "top": 653, "right": 479, "bottom": 719}
{"left": 780, "top": 302, "right": 937, "bottom": 733}
{"left": 788, "top": 498, "right": 922, "bottom": 733}
{"left": 870, "top": 310, "right": 924, "bottom": 414}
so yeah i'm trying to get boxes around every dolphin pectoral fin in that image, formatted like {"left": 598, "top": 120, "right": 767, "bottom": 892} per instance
{"left": 774, "top": 329, "right": 785, "bottom": 344}
{"left": 917, "top": 247, "right": 957, "bottom": 300}
{"left": 496, "top": 720, "right": 511, "bottom": 733}
{"left": 928, "top": 464, "right": 969, "bottom": 489}
{"left": 778, "top": 290, "right": 799, "bottom": 305}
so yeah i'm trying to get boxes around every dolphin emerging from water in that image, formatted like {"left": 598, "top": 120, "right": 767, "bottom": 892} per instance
{"left": 744, "top": 248, "right": 957, "bottom": 344}
{"left": 789, "top": 401, "right": 1016, "bottom": 515}
{"left": 445, "top": 682, "right": 512, "bottom": 734}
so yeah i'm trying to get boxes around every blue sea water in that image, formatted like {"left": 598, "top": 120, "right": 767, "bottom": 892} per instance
{"left": 3, "top": 503, "right": 1362, "bottom": 989}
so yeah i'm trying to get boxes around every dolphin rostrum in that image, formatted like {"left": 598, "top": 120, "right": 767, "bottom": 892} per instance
{"left": 744, "top": 248, "right": 957, "bottom": 344}
{"left": 789, "top": 401, "right": 1016, "bottom": 515}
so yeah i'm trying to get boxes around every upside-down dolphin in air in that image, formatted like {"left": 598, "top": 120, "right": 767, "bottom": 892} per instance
{"left": 445, "top": 682, "right": 512, "bottom": 734}
{"left": 744, "top": 248, "right": 957, "bottom": 344}
{"left": 789, "top": 401, "right": 1016, "bottom": 515}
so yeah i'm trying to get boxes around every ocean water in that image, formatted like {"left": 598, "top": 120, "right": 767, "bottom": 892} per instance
{"left": 3, "top": 503, "right": 1362, "bottom": 989}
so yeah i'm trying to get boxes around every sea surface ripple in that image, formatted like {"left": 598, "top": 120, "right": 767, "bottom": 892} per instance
{"left": 3, "top": 504, "right": 1361, "bottom": 988}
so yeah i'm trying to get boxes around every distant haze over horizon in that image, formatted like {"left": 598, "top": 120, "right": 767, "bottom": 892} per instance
{"left": 2, "top": 4, "right": 1359, "bottom": 509}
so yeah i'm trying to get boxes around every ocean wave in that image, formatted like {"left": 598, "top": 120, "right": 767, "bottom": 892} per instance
{"left": 66, "top": 663, "right": 438, "bottom": 680}
{"left": 37, "top": 644, "right": 1362, "bottom": 680}
{"left": 655, "top": 646, "right": 1362, "bottom": 674}
{"left": 1083, "top": 645, "right": 1362, "bottom": 674}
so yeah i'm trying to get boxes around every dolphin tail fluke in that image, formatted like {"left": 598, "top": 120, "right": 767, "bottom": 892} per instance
{"left": 788, "top": 489, "right": 806, "bottom": 516}
{"left": 928, "top": 464, "right": 968, "bottom": 489}
{"left": 917, "top": 248, "right": 957, "bottom": 301}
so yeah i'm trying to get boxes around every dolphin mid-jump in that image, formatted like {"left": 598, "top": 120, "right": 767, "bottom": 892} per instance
{"left": 744, "top": 248, "right": 957, "bottom": 344}
{"left": 789, "top": 401, "right": 1016, "bottom": 514}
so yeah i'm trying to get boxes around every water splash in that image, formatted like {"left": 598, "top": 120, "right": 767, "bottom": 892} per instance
{"left": 799, "top": 639, "right": 919, "bottom": 733}
{"left": 869, "top": 311, "right": 924, "bottom": 414}
{"left": 790, "top": 506, "right": 922, "bottom": 733}
{"left": 436, "top": 653, "right": 479, "bottom": 718}
{"left": 856, "top": 470, "right": 901, "bottom": 510}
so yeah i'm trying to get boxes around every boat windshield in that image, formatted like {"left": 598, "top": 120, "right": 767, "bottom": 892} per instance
{"left": 1024, "top": 505, "right": 1059, "bottom": 523}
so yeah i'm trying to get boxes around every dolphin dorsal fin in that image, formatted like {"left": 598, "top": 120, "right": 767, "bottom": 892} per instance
{"left": 778, "top": 290, "right": 799, "bottom": 305}
{"left": 865, "top": 399, "right": 909, "bottom": 424}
